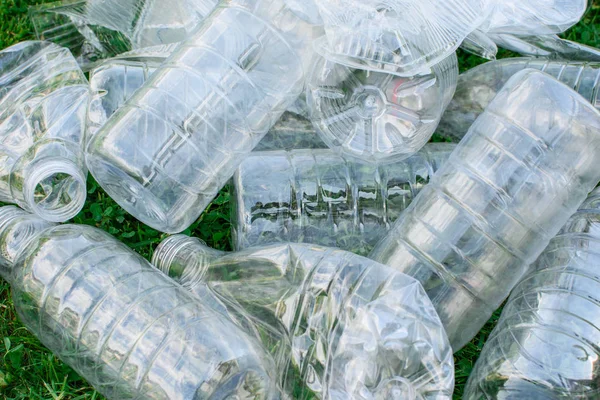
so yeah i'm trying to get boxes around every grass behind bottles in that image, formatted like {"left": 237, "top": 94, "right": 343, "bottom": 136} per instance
{"left": 0, "top": 1, "right": 599, "bottom": 398}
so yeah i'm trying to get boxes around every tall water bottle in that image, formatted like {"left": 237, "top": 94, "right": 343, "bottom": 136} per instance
{"left": 88, "top": 51, "right": 325, "bottom": 150}
{"left": 0, "top": 41, "right": 90, "bottom": 222}
{"left": 86, "top": 0, "right": 322, "bottom": 233}
{"left": 0, "top": 206, "right": 280, "bottom": 400}
{"left": 438, "top": 58, "right": 600, "bottom": 141}
{"left": 370, "top": 69, "right": 600, "bottom": 350}
{"left": 465, "top": 187, "right": 600, "bottom": 399}
{"left": 152, "top": 237, "right": 455, "bottom": 399}
{"left": 232, "top": 143, "right": 454, "bottom": 254}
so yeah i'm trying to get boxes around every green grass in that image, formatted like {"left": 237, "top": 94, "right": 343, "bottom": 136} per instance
{"left": 0, "top": 1, "right": 599, "bottom": 399}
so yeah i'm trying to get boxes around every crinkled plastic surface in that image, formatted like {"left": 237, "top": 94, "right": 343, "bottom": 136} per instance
{"left": 29, "top": 0, "right": 218, "bottom": 68}
{"left": 0, "top": 206, "right": 280, "bottom": 400}
{"left": 315, "top": 0, "right": 492, "bottom": 76}
{"left": 232, "top": 143, "right": 454, "bottom": 255}
{"left": 0, "top": 41, "right": 89, "bottom": 222}
{"left": 481, "top": 0, "right": 587, "bottom": 35}
{"left": 490, "top": 33, "right": 600, "bottom": 61}
{"left": 371, "top": 70, "right": 600, "bottom": 350}
{"left": 153, "top": 237, "right": 455, "bottom": 399}
{"left": 86, "top": 0, "right": 320, "bottom": 234}
{"left": 438, "top": 58, "right": 600, "bottom": 142}
{"left": 307, "top": 53, "right": 458, "bottom": 163}
{"left": 465, "top": 188, "right": 600, "bottom": 399}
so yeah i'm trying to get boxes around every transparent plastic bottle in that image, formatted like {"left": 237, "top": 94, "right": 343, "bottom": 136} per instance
{"left": 465, "top": 187, "right": 600, "bottom": 399}
{"left": 152, "top": 236, "right": 455, "bottom": 399}
{"left": 306, "top": 53, "right": 458, "bottom": 163}
{"left": 438, "top": 58, "right": 600, "bottom": 142}
{"left": 29, "top": 0, "right": 219, "bottom": 68}
{"left": 0, "top": 41, "right": 90, "bottom": 222}
{"left": 232, "top": 143, "right": 454, "bottom": 255}
{"left": 0, "top": 206, "right": 280, "bottom": 400}
{"left": 88, "top": 53, "right": 326, "bottom": 150}
{"left": 370, "top": 69, "right": 600, "bottom": 351}
{"left": 86, "top": 0, "right": 322, "bottom": 234}
{"left": 313, "top": 0, "right": 492, "bottom": 76}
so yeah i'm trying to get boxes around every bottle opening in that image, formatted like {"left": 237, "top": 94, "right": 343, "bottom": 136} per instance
{"left": 25, "top": 160, "right": 87, "bottom": 223}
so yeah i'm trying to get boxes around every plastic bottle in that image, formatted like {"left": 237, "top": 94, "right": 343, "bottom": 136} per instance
{"left": 232, "top": 143, "right": 455, "bottom": 255}
{"left": 306, "top": 53, "right": 458, "bottom": 163}
{"left": 29, "top": 0, "right": 218, "bottom": 68}
{"left": 438, "top": 58, "right": 600, "bottom": 142}
{"left": 0, "top": 41, "right": 90, "bottom": 222}
{"left": 0, "top": 206, "right": 280, "bottom": 400}
{"left": 86, "top": 0, "right": 322, "bottom": 234}
{"left": 313, "top": 0, "right": 492, "bottom": 76}
{"left": 152, "top": 237, "right": 455, "bottom": 399}
{"left": 489, "top": 33, "right": 600, "bottom": 62}
{"left": 370, "top": 69, "right": 600, "bottom": 351}
{"left": 88, "top": 52, "right": 325, "bottom": 150}
{"left": 465, "top": 187, "right": 600, "bottom": 399}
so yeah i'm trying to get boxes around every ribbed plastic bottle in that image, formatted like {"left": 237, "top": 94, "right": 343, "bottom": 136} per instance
{"left": 232, "top": 143, "right": 454, "bottom": 255}
{"left": 152, "top": 236, "right": 455, "bottom": 399}
{"left": 0, "top": 41, "right": 90, "bottom": 222}
{"left": 465, "top": 187, "right": 600, "bottom": 399}
{"left": 306, "top": 53, "right": 458, "bottom": 163}
{"left": 370, "top": 69, "right": 600, "bottom": 351}
{"left": 86, "top": 0, "right": 323, "bottom": 234}
{"left": 488, "top": 33, "right": 600, "bottom": 62}
{"left": 438, "top": 58, "right": 600, "bottom": 141}
{"left": 0, "top": 206, "right": 280, "bottom": 400}
{"left": 88, "top": 51, "right": 325, "bottom": 150}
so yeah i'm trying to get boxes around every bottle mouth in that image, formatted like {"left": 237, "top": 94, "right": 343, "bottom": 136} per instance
{"left": 24, "top": 159, "right": 87, "bottom": 223}
{"left": 152, "top": 235, "right": 197, "bottom": 280}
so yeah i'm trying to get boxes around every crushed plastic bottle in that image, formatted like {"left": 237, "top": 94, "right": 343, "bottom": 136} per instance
{"left": 306, "top": 53, "right": 458, "bottom": 163}
{"left": 370, "top": 69, "right": 600, "bottom": 351}
{"left": 0, "top": 41, "right": 90, "bottom": 223}
{"left": 438, "top": 58, "right": 600, "bottom": 141}
{"left": 232, "top": 143, "right": 454, "bottom": 255}
{"left": 314, "top": 0, "right": 493, "bottom": 76}
{"left": 86, "top": 0, "right": 323, "bottom": 234}
{"left": 29, "top": 0, "right": 218, "bottom": 68}
{"left": 88, "top": 52, "right": 326, "bottom": 150}
{"left": 0, "top": 206, "right": 281, "bottom": 400}
{"left": 465, "top": 187, "right": 600, "bottom": 399}
{"left": 152, "top": 236, "right": 455, "bottom": 399}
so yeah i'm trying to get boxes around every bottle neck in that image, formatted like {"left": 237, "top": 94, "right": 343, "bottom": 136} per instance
{"left": 0, "top": 206, "right": 55, "bottom": 282}
{"left": 152, "top": 235, "right": 225, "bottom": 287}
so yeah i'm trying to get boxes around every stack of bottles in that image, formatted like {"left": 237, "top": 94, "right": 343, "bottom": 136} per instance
{"left": 0, "top": 1, "right": 599, "bottom": 399}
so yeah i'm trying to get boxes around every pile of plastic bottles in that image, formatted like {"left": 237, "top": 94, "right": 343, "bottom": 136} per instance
{"left": 0, "top": 0, "right": 599, "bottom": 398}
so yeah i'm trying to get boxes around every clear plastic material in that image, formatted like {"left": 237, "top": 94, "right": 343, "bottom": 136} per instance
{"left": 86, "top": 0, "right": 322, "bottom": 234}
{"left": 232, "top": 143, "right": 455, "bottom": 255}
{"left": 29, "top": 0, "right": 218, "bottom": 68}
{"left": 88, "top": 52, "right": 325, "bottom": 150}
{"left": 152, "top": 237, "right": 455, "bottom": 399}
{"left": 0, "top": 41, "right": 90, "bottom": 222}
{"left": 370, "top": 70, "right": 600, "bottom": 351}
{"left": 489, "top": 33, "right": 600, "bottom": 62}
{"left": 89, "top": 51, "right": 323, "bottom": 150}
{"left": 314, "top": 0, "right": 492, "bottom": 76}
{"left": 307, "top": 54, "right": 458, "bottom": 163}
{"left": 480, "top": 0, "right": 586, "bottom": 35}
{"left": 438, "top": 58, "right": 600, "bottom": 142}
{"left": 465, "top": 187, "right": 600, "bottom": 399}
{"left": 0, "top": 206, "right": 280, "bottom": 400}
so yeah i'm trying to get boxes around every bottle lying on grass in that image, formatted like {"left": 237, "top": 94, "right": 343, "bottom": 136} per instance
{"left": 153, "top": 236, "right": 456, "bottom": 399}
